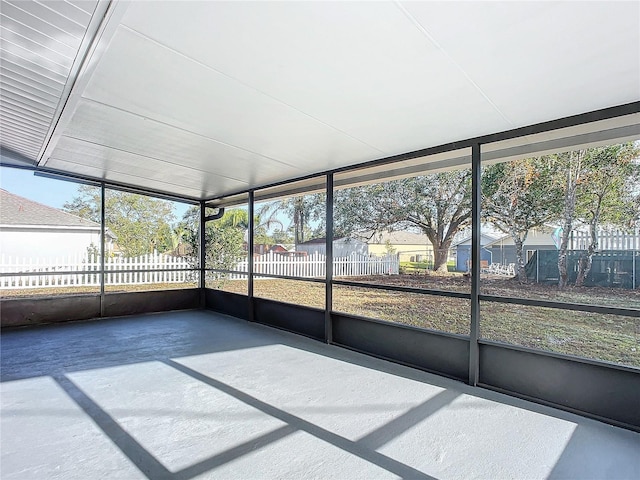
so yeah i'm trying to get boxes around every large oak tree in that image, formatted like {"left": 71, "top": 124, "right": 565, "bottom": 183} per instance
{"left": 335, "top": 169, "right": 472, "bottom": 273}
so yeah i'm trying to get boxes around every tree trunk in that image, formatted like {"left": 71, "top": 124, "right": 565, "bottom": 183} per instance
{"left": 433, "top": 248, "right": 449, "bottom": 273}
{"left": 576, "top": 224, "right": 597, "bottom": 287}
{"left": 421, "top": 225, "right": 456, "bottom": 274}
{"left": 557, "top": 220, "right": 572, "bottom": 289}
{"left": 294, "top": 208, "right": 305, "bottom": 245}
{"left": 513, "top": 237, "right": 527, "bottom": 282}
{"left": 433, "top": 237, "right": 454, "bottom": 273}
{"left": 557, "top": 153, "right": 582, "bottom": 288}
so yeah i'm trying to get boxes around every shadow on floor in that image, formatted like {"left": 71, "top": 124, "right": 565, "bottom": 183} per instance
{"left": 2, "top": 310, "right": 637, "bottom": 480}
{"left": 1, "top": 309, "right": 621, "bottom": 426}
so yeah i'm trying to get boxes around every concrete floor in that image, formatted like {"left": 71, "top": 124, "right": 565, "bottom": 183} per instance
{"left": 1, "top": 311, "right": 638, "bottom": 480}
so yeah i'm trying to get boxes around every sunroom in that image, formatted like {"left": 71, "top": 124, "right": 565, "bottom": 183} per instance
{"left": 1, "top": 1, "right": 639, "bottom": 478}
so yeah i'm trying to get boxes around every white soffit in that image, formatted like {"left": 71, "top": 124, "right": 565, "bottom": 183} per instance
{"left": 0, "top": 0, "right": 100, "bottom": 164}
{"left": 5, "top": 1, "right": 640, "bottom": 200}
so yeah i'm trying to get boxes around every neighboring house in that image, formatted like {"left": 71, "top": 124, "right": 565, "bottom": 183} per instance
{"left": 358, "top": 230, "right": 432, "bottom": 262}
{"left": 253, "top": 244, "right": 271, "bottom": 255}
{"left": 453, "top": 233, "right": 498, "bottom": 272}
{"left": 458, "top": 226, "right": 640, "bottom": 272}
{"left": 268, "top": 244, "right": 292, "bottom": 254}
{"left": 253, "top": 244, "right": 292, "bottom": 255}
{"left": 484, "top": 227, "right": 558, "bottom": 266}
{"left": 296, "top": 237, "right": 368, "bottom": 257}
{"left": 0, "top": 189, "right": 114, "bottom": 259}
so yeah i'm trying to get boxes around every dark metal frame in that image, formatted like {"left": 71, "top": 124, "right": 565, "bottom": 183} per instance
{"left": 332, "top": 311, "right": 470, "bottom": 381}
{"left": 248, "top": 191, "right": 255, "bottom": 322}
{"left": 469, "top": 143, "right": 481, "bottom": 385}
{"left": 325, "top": 173, "right": 334, "bottom": 343}
{"left": 333, "top": 279, "right": 471, "bottom": 299}
{"left": 3, "top": 101, "right": 640, "bottom": 431}
{"left": 0, "top": 179, "right": 200, "bottom": 316}
{"left": 204, "top": 269, "right": 323, "bottom": 283}
{"left": 99, "top": 183, "right": 106, "bottom": 315}
{"left": 203, "top": 101, "right": 640, "bottom": 431}
{"left": 480, "top": 294, "right": 640, "bottom": 317}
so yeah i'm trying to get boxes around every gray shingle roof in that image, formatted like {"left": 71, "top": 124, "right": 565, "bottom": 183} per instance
{"left": 0, "top": 189, "right": 99, "bottom": 228}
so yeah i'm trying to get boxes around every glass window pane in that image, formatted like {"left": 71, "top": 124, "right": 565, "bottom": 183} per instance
{"left": 333, "top": 285, "right": 470, "bottom": 336}
{"left": 480, "top": 302, "right": 639, "bottom": 369}
{"left": 254, "top": 278, "right": 324, "bottom": 309}
{"left": 334, "top": 148, "right": 472, "bottom": 293}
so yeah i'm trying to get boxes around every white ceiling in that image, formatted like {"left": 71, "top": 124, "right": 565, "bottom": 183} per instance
{"left": 0, "top": 0, "right": 100, "bottom": 159}
{"left": 1, "top": 1, "right": 639, "bottom": 200}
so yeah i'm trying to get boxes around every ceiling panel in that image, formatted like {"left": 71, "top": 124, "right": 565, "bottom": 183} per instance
{"left": 45, "top": 158, "right": 206, "bottom": 200}
{"left": 0, "top": 49, "right": 68, "bottom": 83}
{"left": 74, "top": 26, "right": 384, "bottom": 169}
{"left": 0, "top": 27, "right": 75, "bottom": 70}
{"left": 0, "top": 74, "right": 60, "bottom": 107}
{"left": 67, "top": 1, "right": 96, "bottom": 16}
{"left": 0, "top": 0, "right": 99, "bottom": 164}
{"left": 52, "top": 135, "right": 249, "bottom": 194}
{"left": 63, "top": 99, "right": 306, "bottom": 185}
{"left": 120, "top": 1, "right": 511, "bottom": 154}
{"left": 401, "top": 1, "right": 640, "bottom": 126}
{"left": 0, "top": 66, "right": 64, "bottom": 97}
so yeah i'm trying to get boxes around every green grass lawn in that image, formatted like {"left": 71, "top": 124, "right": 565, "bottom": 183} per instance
{"left": 229, "top": 275, "right": 640, "bottom": 369}
{"left": 399, "top": 261, "right": 457, "bottom": 273}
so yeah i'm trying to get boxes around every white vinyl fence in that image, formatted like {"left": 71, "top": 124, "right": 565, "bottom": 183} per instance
{"left": 0, "top": 253, "right": 193, "bottom": 289}
{"left": 0, "top": 251, "right": 399, "bottom": 289}
{"left": 571, "top": 229, "right": 640, "bottom": 251}
{"left": 239, "top": 251, "right": 399, "bottom": 279}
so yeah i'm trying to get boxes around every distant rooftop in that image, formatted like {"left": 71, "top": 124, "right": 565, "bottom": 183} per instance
{"left": 0, "top": 189, "right": 99, "bottom": 229}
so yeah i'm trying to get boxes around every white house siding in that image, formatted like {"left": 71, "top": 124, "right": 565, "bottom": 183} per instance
{"left": 487, "top": 229, "right": 556, "bottom": 248}
{"left": 0, "top": 227, "right": 102, "bottom": 259}
{"left": 296, "top": 239, "right": 368, "bottom": 257}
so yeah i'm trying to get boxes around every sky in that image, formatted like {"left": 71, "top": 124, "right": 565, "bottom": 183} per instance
{"left": 0, "top": 167, "right": 77, "bottom": 209}
{"left": 0, "top": 166, "right": 191, "bottom": 221}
